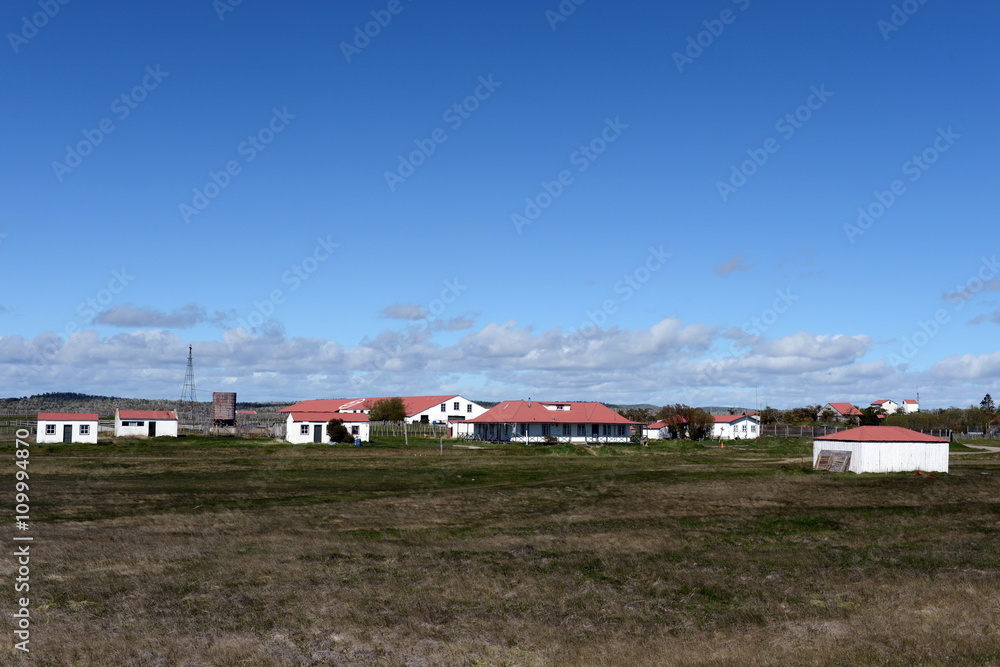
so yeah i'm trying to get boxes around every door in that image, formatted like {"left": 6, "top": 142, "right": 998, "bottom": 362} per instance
{"left": 313, "top": 424, "right": 322, "bottom": 443}
{"left": 148, "top": 421, "right": 156, "bottom": 437}
{"left": 63, "top": 424, "right": 72, "bottom": 443}
{"left": 591, "top": 424, "right": 599, "bottom": 438}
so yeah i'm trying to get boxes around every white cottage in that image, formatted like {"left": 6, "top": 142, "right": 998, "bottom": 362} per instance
{"left": 285, "top": 412, "right": 370, "bottom": 444}
{"left": 712, "top": 414, "right": 760, "bottom": 440}
{"left": 36, "top": 412, "right": 99, "bottom": 444}
{"left": 813, "top": 426, "right": 948, "bottom": 474}
{"left": 114, "top": 410, "right": 178, "bottom": 438}
{"left": 870, "top": 399, "right": 899, "bottom": 415}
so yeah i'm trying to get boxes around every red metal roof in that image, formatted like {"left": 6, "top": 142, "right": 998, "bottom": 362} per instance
{"left": 280, "top": 395, "right": 470, "bottom": 416}
{"left": 816, "top": 426, "right": 946, "bottom": 443}
{"left": 288, "top": 412, "right": 369, "bottom": 423}
{"left": 118, "top": 410, "right": 177, "bottom": 420}
{"left": 714, "top": 414, "right": 759, "bottom": 424}
{"left": 466, "top": 401, "right": 639, "bottom": 424}
{"left": 903, "top": 399, "right": 919, "bottom": 405}
{"left": 871, "top": 399, "right": 892, "bottom": 405}
{"left": 37, "top": 412, "right": 99, "bottom": 421}
{"left": 826, "top": 402, "right": 862, "bottom": 416}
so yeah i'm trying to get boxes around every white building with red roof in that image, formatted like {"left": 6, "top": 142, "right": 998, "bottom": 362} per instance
{"left": 813, "top": 426, "right": 947, "bottom": 474}
{"left": 821, "top": 402, "right": 863, "bottom": 422}
{"left": 280, "top": 395, "right": 488, "bottom": 425}
{"left": 114, "top": 409, "right": 178, "bottom": 438}
{"left": 869, "top": 399, "right": 899, "bottom": 415}
{"left": 712, "top": 414, "right": 760, "bottom": 440}
{"left": 36, "top": 412, "right": 99, "bottom": 444}
{"left": 285, "top": 411, "right": 370, "bottom": 444}
{"left": 901, "top": 399, "right": 920, "bottom": 414}
{"left": 460, "top": 400, "right": 639, "bottom": 444}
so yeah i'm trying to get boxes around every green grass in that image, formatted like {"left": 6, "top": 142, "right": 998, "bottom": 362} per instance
{"left": 5, "top": 435, "right": 1000, "bottom": 665}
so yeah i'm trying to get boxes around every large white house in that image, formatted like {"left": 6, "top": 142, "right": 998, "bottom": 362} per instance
{"left": 870, "top": 399, "right": 899, "bottom": 415}
{"left": 901, "top": 399, "right": 920, "bottom": 413}
{"left": 285, "top": 412, "right": 370, "bottom": 444}
{"left": 460, "top": 400, "right": 639, "bottom": 444}
{"left": 280, "top": 395, "right": 489, "bottom": 425}
{"left": 36, "top": 412, "right": 99, "bottom": 444}
{"left": 712, "top": 414, "right": 760, "bottom": 440}
{"left": 813, "top": 426, "right": 947, "bottom": 474}
{"left": 114, "top": 410, "right": 178, "bottom": 438}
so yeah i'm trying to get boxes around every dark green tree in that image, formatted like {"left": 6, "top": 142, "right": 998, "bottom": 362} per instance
{"left": 326, "top": 419, "right": 353, "bottom": 443}
{"left": 368, "top": 397, "right": 407, "bottom": 422}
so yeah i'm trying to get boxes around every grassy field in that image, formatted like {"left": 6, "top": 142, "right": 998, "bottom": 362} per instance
{"left": 3, "top": 435, "right": 1000, "bottom": 666}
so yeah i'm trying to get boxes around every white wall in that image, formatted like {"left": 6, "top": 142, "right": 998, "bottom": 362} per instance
{"left": 36, "top": 420, "right": 99, "bottom": 444}
{"left": 713, "top": 418, "right": 760, "bottom": 440}
{"left": 812, "top": 440, "right": 948, "bottom": 473}
{"left": 114, "top": 418, "right": 178, "bottom": 438}
{"left": 471, "top": 421, "right": 631, "bottom": 443}
{"left": 411, "top": 396, "right": 489, "bottom": 424}
{"left": 285, "top": 415, "right": 369, "bottom": 443}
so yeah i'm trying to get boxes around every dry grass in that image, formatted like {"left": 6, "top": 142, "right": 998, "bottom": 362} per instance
{"left": 3, "top": 437, "right": 1000, "bottom": 665}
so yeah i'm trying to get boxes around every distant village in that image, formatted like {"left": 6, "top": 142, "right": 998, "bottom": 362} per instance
{"left": 10, "top": 390, "right": 1000, "bottom": 477}
{"left": 15, "top": 391, "right": 933, "bottom": 446}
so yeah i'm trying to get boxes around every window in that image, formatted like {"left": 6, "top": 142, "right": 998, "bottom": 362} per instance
{"left": 351, "top": 426, "right": 359, "bottom": 435}
{"left": 618, "top": 425, "right": 626, "bottom": 436}
{"left": 562, "top": 424, "right": 571, "bottom": 436}
{"left": 45, "top": 424, "right": 56, "bottom": 435}
{"left": 577, "top": 424, "right": 586, "bottom": 436}
{"left": 453, "top": 402, "right": 460, "bottom": 411}
{"left": 467, "top": 404, "right": 472, "bottom": 413}
{"left": 300, "top": 425, "right": 309, "bottom": 435}
{"left": 122, "top": 421, "right": 144, "bottom": 427}
{"left": 556, "top": 405, "right": 564, "bottom": 410}
{"left": 441, "top": 403, "right": 446, "bottom": 412}
{"left": 541, "top": 424, "right": 550, "bottom": 436}
{"left": 80, "top": 425, "right": 90, "bottom": 435}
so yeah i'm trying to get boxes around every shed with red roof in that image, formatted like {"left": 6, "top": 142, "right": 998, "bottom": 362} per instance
{"left": 813, "top": 426, "right": 948, "bottom": 473}
{"left": 285, "top": 412, "right": 370, "bottom": 444}
{"left": 36, "top": 412, "right": 99, "bottom": 444}
{"left": 114, "top": 409, "right": 178, "bottom": 438}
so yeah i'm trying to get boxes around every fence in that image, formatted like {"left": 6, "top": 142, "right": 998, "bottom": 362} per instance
{"left": 369, "top": 421, "right": 450, "bottom": 438}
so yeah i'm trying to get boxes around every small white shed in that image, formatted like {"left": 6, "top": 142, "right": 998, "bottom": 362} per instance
{"left": 813, "top": 426, "right": 948, "bottom": 474}
{"left": 114, "top": 410, "right": 179, "bottom": 438}
{"left": 285, "top": 412, "right": 370, "bottom": 444}
{"left": 36, "top": 413, "right": 99, "bottom": 444}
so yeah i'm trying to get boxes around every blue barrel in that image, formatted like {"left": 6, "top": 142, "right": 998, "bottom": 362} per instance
{"left": 354, "top": 437, "right": 362, "bottom": 447}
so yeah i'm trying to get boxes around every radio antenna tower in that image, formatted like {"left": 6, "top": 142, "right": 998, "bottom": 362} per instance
{"left": 179, "top": 344, "right": 198, "bottom": 426}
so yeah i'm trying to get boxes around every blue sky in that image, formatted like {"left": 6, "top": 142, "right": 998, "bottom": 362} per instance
{"left": 2, "top": 0, "right": 999, "bottom": 408}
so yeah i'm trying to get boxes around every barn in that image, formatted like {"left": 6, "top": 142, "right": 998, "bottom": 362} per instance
{"left": 813, "top": 426, "right": 948, "bottom": 474}
{"left": 36, "top": 412, "right": 99, "bottom": 444}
